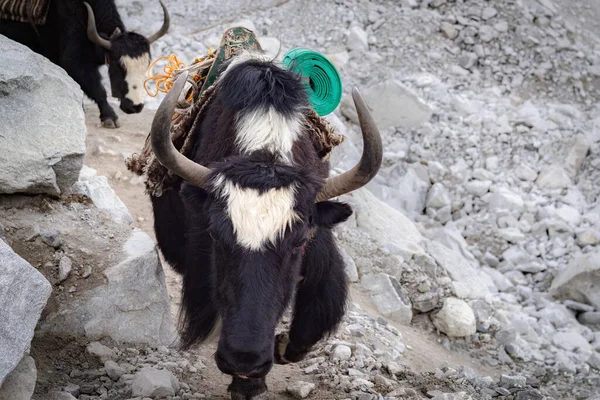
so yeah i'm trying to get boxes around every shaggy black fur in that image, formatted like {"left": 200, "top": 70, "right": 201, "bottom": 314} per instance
{"left": 0, "top": 0, "right": 151, "bottom": 126}
{"left": 149, "top": 57, "right": 353, "bottom": 398}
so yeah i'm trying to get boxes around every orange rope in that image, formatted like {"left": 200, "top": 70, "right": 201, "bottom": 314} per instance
{"left": 144, "top": 49, "right": 217, "bottom": 102}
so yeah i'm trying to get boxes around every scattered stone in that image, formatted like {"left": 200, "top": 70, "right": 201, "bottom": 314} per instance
{"left": 588, "top": 353, "right": 600, "bottom": 370}
{"left": 58, "top": 256, "right": 72, "bottom": 283}
{"left": 432, "top": 298, "right": 476, "bottom": 337}
{"left": 536, "top": 165, "right": 572, "bottom": 189}
{"left": 550, "top": 251, "right": 600, "bottom": 309}
{"left": 501, "top": 374, "right": 527, "bottom": 388}
{"left": 286, "top": 381, "right": 315, "bottom": 399}
{"left": 426, "top": 183, "right": 451, "bottom": 209}
{"left": 564, "top": 300, "right": 595, "bottom": 313}
{"left": 578, "top": 312, "right": 600, "bottom": 328}
{"left": 361, "top": 273, "right": 413, "bottom": 325}
{"left": 48, "top": 392, "right": 78, "bottom": 400}
{"left": 331, "top": 345, "right": 352, "bottom": 361}
{"left": 440, "top": 22, "right": 458, "bottom": 39}
{"left": 482, "top": 7, "right": 498, "bottom": 20}
{"left": 341, "top": 249, "right": 359, "bottom": 282}
{"left": 104, "top": 360, "right": 125, "bottom": 381}
{"left": 515, "top": 390, "right": 544, "bottom": 400}
{"left": 86, "top": 342, "right": 115, "bottom": 363}
{"left": 130, "top": 367, "right": 180, "bottom": 398}
{"left": 41, "top": 230, "right": 62, "bottom": 249}
{"left": 346, "top": 26, "right": 369, "bottom": 52}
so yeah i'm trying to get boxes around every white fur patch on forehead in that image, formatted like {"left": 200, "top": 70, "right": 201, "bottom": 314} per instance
{"left": 214, "top": 176, "right": 300, "bottom": 251}
{"left": 121, "top": 53, "right": 150, "bottom": 106}
{"left": 235, "top": 107, "right": 302, "bottom": 164}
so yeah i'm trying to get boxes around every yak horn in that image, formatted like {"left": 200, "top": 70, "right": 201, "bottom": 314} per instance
{"left": 150, "top": 71, "right": 212, "bottom": 188}
{"left": 147, "top": 0, "right": 170, "bottom": 44}
{"left": 316, "top": 88, "right": 382, "bottom": 202}
{"left": 83, "top": 2, "right": 112, "bottom": 50}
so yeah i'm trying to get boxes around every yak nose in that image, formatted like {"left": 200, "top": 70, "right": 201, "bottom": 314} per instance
{"left": 215, "top": 347, "right": 273, "bottom": 378}
{"left": 120, "top": 98, "right": 144, "bottom": 114}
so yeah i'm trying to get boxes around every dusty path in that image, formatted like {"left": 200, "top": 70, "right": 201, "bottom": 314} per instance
{"left": 81, "top": 105, "right": 501, "bottom": 398}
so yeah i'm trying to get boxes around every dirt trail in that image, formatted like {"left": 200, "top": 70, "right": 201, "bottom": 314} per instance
{"left": 82, "top": 105, "right": 500, "bottom": 398}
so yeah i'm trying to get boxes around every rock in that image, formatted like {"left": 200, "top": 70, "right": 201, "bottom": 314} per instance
{"left": 550, "top": 251, "right": 600, "bottom": 309}
{"left": 361, "top": 274, "right": 413, "bottom": 325}
{"left": 412, "top": 290, "right": 439, "bottom": 313}
{"left": 501, "top": 374, "right": 527, "bottom": 388}
{"left": 38, "top": 229, "right": 176, "bottom": 345}
{"left": 58, "top": 256, "right": 72, "bottom": 283}
{"left": 488, "top": 188, "right": 524, "bottom": 213}
{"left": 86, "top": 342, "right": 115, "bottom": 363}
{"left": 515, "top": 165, "right": 538, "bottom": 181}
{"left": 432, "top": 298, "right": 476, "bottom": 337}
{"left": 131, "top": 367, "right": 180, "bottom": 397}
{"left": 426, "top": 183, "right": 451, "bottom": 209}
{"left": 564, "top": 300, "right": 595, "bottom": 313}
{"left": 426, "top": 241, "right": 495, "bottom": 299}
{"left": 482, "top": 7, "right": 498, "bottom": 20}
{"left": 341, "top": 80, "right": 431, "bottom": 130}
{"left": 104, "top": 360, "right": 125, "bottom": 381}
{"left": 577, "top": 231, "right": 599, "bottom": 247}
{"left": 0, "top": 356, "right": 36, "bottom": 400}
{"left": 440, "top": 22, "right": 458, "bottom": 39}
{"left": 73, "top": 166, "right": 133, "bottom": 225}
{"left": 0, "top": 240, "right": 51, "bottom": 387}
{"left": 465, "top": 180, "right": 492, "bottom": 196}
{"left": 341, "top": 248, "right": 359, "bottom": 282}
{"left": 0, "top": 36, "right": 85, "bottom": 195}
{"left": 286, "top": 381, "right": 316, "bottom": 399}
{"left": 515, "top": 390, "right": 543, "bottom": 400}
{"left": 331, "top": 345, "right": 352, "bottom": 361}
{"left": 41, "top": 230, "right": 62, "bottom": 248}
{"left": 458, "top": 52, "right": 478, "bottom": 70}
{"left": 342, "top": 189, "right": 424, "bottom": 253}
{"left": 565, "top": 135, "right": 590, "bottom": 176}
{"left": 552, "top": 331, "right": 593, "bottom": 357}
{"left": 346, "top": 26, "right": 369, "bottom": 52}
{"left": 536, "top": 165, "right": 572, "bottom": 190}
{"left": 388, "top": 166, "right": 431, "bottom": 215}
{"left": 578, "top": 312, "right": 600, "bottom": 329}
{"left": 48, "top": 392, "right": 78, "bottom": 400}
{"left": 588, "top": 353, "right": 600, "bottom": 370}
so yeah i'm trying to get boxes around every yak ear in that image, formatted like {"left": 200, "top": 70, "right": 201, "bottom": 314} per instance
{"left": 110, "top": 27, "right": 122, "bottom": 39}
{"left": 313, "top": 201, "right": 353, "bottom": 229}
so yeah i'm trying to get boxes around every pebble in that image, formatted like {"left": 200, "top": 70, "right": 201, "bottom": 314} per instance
{"left": 440, "top": 22, "right": 458, "bottom": 39}
{"left": 286, "top": 381, "right": 315, "bottom": 399}
{"left": 86, "top": 342, "right": 115, "bottom": 363}
{"left": 331, "top": 345, "right": 352, "bottom": 361}
{"left": 58, "top": 255, "right": 72, "bottom": 282}
{"left": 41, "top": 230, "right": 62, "bottom": 248}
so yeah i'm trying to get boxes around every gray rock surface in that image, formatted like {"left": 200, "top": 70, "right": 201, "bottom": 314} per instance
{"left": 38, "top": 230, "right": 176, "bottom": 345}
{"left": 0, "top": 36, "right": 85, "bottom": 196}
{"left": 550, "top": 251, "right": 600, "bottom": 309}
{"left": 0, "top": 356, "right": 37, "bottom": 400}
{"left": 432, "top": 298, "right": 476, "bottom": 338}
{"left": 0, "top": 240, "right": 51, "bottom": 387}
{"left": 130, "top": 367, "right": 180, "bottom": 397}
{"left": 362, "top": 273, "right": 413, "bottom": 325}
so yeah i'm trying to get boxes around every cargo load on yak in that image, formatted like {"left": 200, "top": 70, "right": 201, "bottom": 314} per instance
{"left": 126, "top": 27, "right": 347, "bottom": 197}
{"left": 0, "top": 0, "right": 49, "bottom": 25}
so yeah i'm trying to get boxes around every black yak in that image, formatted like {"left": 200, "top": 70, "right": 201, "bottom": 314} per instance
{"left": 0, "top": 0, "right": 170, "bottom": 128}
{"left": 148, "top": 52, "right": 382, "bottom": 399}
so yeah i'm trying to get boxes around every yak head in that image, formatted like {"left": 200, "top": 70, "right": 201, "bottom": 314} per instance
{"left": 150, "top": 67, "right": 382, "bottom": 378}
{"left": 83, "top": 1, "right": 169, "bottom": 114}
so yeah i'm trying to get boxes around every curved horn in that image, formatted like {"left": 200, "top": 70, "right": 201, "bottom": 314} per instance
{"left": 147, "top": 0, "right": 170, "bottom": 44}
{"left": 83, "top": 2, "right": 112, "bottom": 50}
{"left": 316, "top": 88, "right": 383, "bottom": 202}
{"left": 150, "top": 71, "right": 212, "bottom": 188}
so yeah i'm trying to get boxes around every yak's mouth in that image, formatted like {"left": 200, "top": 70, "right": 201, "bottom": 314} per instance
{"left": 215, "top": 352, "right": 273, "bottom": 379}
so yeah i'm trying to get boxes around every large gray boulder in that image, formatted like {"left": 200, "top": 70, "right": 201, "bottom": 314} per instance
{"left": 550, "top": 251, "right": 600, "bottom": 309}
{"left": 0, "top": 36, "right": 86, "bottom": 196}
{"left": 0, "top": 241, "right": 51, "bottom": 387}
{"left": 38, "top": 229, "right": 177, "bottom": 345}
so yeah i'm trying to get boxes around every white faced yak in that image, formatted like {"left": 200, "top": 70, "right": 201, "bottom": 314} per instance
{"left": 0, "top": 0, "right": 169, "bottom": 128}
{"left": 148, "top": 52, "right": 382, "bottom": 400}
